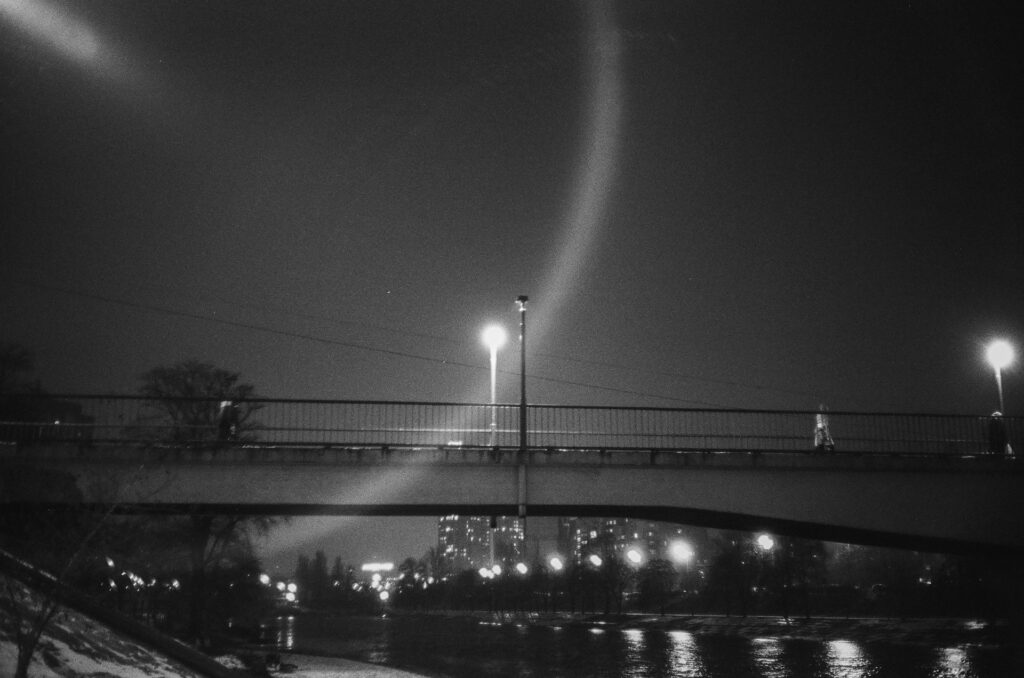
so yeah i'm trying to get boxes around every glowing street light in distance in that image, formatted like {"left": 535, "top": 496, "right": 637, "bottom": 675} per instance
{"left": 482, "top": 324, "right": 508, "bottom": 351}
{"left": 756, "top": 534, "right": 775, "bottom": 552}
{"left": 626, "top": 549, "right": 643, "bottom": 565}
{"left": 515, "top": 562, "right": 528, "bottom": 575}
{"left": 549, "top": 556, "right": 564, "bottom": 571}
{"left": 588, "top": 554, "right": 603, "bottom": 567}
{"left": 669, "top": 540, "right": 695, "bottom": 564}
{"left": 987, "top": 340, "right": 1015, "bottom": 371}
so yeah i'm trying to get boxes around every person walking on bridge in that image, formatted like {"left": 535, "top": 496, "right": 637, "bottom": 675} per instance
{"left": 814, "top": 404, "right": 835, "bottom": 453}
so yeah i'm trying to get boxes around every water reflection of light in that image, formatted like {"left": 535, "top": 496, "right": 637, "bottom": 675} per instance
{"left": 751, "top": 637, "right": 788, "bottom": 678}
{"left": 590, "top": 627, "right": 606, "bottom": 635}
{"left": 936, "top": 646, "right": 972, "bottom": 676}
{"left": 275, "top": 615, "right": 295, "bottom": 650}
{"left": 622, "top": 628, "right": 645, "bottom": 676}
{"left": 826, "top": 639, "right": 868, "bottom": 678}
{"left": 668, "top": 630, "right": 707, "bottom": 676}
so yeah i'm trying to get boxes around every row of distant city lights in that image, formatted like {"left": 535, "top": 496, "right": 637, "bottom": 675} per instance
{"left": 258, "top": 573, "right": 298, "bottom": 602}
{"left": 475, "top": 538, "right": 722, "bottom": 579}
{"left": 103, "top": 556, "right": 180, "bottom": 592}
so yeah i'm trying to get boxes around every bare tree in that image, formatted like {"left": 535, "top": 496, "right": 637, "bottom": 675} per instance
{"left": 0, "top": 465, "right": 139, "bottom": 678}
{"left": 135, "top": 360, "right": 278, "bottom": 645}
{"left": 138, "top": 359, "right": 261, "bottom": 444}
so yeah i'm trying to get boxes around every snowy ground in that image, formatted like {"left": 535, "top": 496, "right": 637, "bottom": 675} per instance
{"left": 1, "top": 575, "right": 429, "bottom": 678}
{"left": 222, "top": 653, "right": 427, "bottom": 678}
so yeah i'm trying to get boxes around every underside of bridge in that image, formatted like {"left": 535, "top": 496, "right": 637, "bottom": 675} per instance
{"left": 2, "top": 444, "right": 1022, "bottom": 555}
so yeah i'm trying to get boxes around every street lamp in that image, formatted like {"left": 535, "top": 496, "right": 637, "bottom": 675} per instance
{"left": 986, "top": 339, "right": 1014, "bottom": 413}
{"left": 756, "top": 534, "right": 775, "bottom": 552}
{"left": 482, "top": 324, "right": 507, "bottom": 446}
{"left": 669, "top": 540, "right": 694, "bottom": 565}
{"left": 626, "top": 548, "right": 643, "bottom": 566}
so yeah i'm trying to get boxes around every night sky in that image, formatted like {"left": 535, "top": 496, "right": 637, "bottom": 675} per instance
{"left": 2, "top": 0, "right": 1022, "bottom": 567}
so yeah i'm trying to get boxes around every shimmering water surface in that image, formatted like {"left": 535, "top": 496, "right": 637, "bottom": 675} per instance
{"left": 272, "top": 614, "right": 1014, "bottom": 678}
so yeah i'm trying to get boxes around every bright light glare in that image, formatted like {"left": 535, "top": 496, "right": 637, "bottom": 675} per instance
{"left": 515, "top": 562, "right": 528, "bottom": 575}
{"left": 987, "top": 340, "right": 1014, "bottom": 370}
{"left": 0, "top": 0, "right": 99, "bottom": 63}
{"left": 259, "top": 573, "right": 271, "bottom": 586}
{"left": 756, "top": 534, "right": 775, "bottom": 551}
{"left": 626, "top": 549, "right": 643, "bottom": 565}
{"left": 491, "top": 564, "right": 502, "bottom": 576}
{"left": 287, "top": 582, "right": 297, "bottom": 593}
{"left": 361, "top": 562, "right": 394, "bottom": 572}
{"left": 549, "top": 556, "right": 564, "bottom": 571}
{"left": 669, "top": 541, "right": 694, "bottom": 563}
{"left": 588, "top": 554, "right": 603, "bottom": 567}
{"left": 482, "top": 325, "right": 507, "bottom": 350}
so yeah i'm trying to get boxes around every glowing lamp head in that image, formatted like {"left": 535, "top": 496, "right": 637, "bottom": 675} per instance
{"left": 549, "top": 556, "right": 564, "bottom": 571}
{"left": 588, "top": 554, "right": 603, "bottom": 567}
{"left": 515, "top": 562, "right": 528, "bottom": 575}
{"left": 626, "top": 549, "right": 643, "bottom": 565}
{"left": 756, "top": 534, "right": 775, "bottom": 552}
{"left": 669, "top": 540, "right": 694, "bottom": 563}
{"left": 987, "top": 340, "right": 1015, "bottom": 371}
{"left": 482, "top": 325, "right": 507, "bottom": 351}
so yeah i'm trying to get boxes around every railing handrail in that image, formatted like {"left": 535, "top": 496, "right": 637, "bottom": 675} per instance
{"left": 1, "top": 392, "right": 1013, "bottom": 419}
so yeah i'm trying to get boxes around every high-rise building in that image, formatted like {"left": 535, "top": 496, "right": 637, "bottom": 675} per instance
{"left": 437, "top": 515, "right": 524, "bottom": 575}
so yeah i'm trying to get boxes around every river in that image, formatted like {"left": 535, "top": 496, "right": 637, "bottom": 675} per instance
{"left": 257, "top": 613, "right": 1016, "bottom": 678}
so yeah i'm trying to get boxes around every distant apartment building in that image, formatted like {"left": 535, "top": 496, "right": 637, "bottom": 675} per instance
{"left": 437, "top": 515, "right": 524, "bottom": 574}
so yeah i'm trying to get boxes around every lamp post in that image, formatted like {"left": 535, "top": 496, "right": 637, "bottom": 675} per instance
{"left": 669, "top": 540, "right": 696, "bottom": 616}
{"left": 986, "top": 339, "right": 1014, "bottom": 413}
{"left": 482, "top": 324, "right": 507, "bottom": 446}
{"left": 516, "top": 295, "right": 528, "bottom": 522}
{"left": 516, "top": 296, "right": 528, "bottom": 453}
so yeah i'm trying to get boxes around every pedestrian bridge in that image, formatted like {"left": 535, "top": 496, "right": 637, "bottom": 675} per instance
{"left": 1, "top": 395, "right": 1021, "bottom": 554}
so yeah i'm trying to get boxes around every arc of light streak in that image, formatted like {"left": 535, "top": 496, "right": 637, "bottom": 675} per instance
{"left": 265, "top": 4, "right": 626, "bottom": 560}
{"left": 532, "top": 0, "right": 624, "bottom": 342}
{"left": 0, "top": 0, "right": 142, "bottom": 86}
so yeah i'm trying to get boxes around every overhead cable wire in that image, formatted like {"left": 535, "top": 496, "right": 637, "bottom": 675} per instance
{"left": 5, "top": 276, "right": 727, "bottom": 406}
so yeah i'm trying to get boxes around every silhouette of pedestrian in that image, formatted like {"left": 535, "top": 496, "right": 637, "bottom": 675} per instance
{"left": 217, "top": 400, "right": 239, "bottom": 441}
{"left": 814, "top": 404, "right": 835, "bottom": 453}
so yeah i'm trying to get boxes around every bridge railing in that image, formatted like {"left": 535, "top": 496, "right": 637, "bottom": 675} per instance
{"left": 0, "top": 394, "right": 1019, "bottom": 456}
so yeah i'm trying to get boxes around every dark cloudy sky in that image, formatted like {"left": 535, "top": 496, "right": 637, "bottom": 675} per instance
{"left": 2, "top": 0, "right": 1022, "bottom": 565}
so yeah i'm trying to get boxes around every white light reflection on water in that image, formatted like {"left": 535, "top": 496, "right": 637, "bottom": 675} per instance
{"left": 751, "top": 637, "right": 788, "bottom": 678}
{"left": 622, "top": 629, "right": 645, "bottom": 678}
{"left": 271, "top": 615, "right": 295, "bottom": 650}
{"left": 936, "top": 646, "right": 973, "bottom": 677}
{"left": 668, "top": 630, "right": 709, "bottom": 677}
{"left": 826, "top": 639, "right": 868, "bottom": 678}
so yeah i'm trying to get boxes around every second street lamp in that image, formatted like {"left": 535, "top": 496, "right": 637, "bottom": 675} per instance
{"left": 986, "top": 339, "right": 1015, "bottom": 413}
